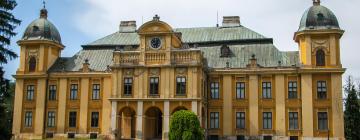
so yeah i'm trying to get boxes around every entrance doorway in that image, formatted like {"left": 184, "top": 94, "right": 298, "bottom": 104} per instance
{"left": 144, "top": 107, "right": 163, "bottom": 140}
{"left": 118, "top": 107, "right": 136, "bottom": 140}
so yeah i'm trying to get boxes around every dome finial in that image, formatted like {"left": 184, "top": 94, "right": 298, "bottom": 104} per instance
{"left": 40, "top": 0, "right": 47, "bottom": 19}
{"left": 313, "top": 0, "right": 320, "bottom": 6}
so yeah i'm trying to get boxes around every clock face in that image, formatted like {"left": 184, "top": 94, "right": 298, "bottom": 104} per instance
{"left": 150, "top": 37, "right": 162, "bottom": 49}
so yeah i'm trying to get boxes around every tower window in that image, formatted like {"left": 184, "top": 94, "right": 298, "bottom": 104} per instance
{"left": 316, "top": 50, "right": 325, "bottom": 66}
{"left": 29, "top": 57, "right": 36, "bottom": 72}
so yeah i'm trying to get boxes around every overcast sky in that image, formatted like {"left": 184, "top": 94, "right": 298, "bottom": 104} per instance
{"left": 3, "top": 0, "right": 360, "bottom": 81}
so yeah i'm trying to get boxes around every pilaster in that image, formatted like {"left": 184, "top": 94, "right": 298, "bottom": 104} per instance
{"left": 12, "top": 79, "right": 24, "bottom": 135}
{"left": 34, "top": 78, "right": 46, "bottom": 137}
{"left": 275, "top": 75, "right": 286, "bottom": 135}
{"left": 163, "top": 101, "right": 170, "bottom": 140}
{"left": 222, "top": 75, "right": 232, "bottom": 136}
{"left": 57, "top": 78, "right": 67, "bottom": 133}
{"left": 79, "top": 78, "right": 89, "bottom": 134}
{"left": 331, "top": 74, "right": 344, "bottom": 139}
{"left": 249, "top": 75, "right": 259, "bottom": 136}
{"left": 301, "top": 74, "right": 314, "bottom": 137}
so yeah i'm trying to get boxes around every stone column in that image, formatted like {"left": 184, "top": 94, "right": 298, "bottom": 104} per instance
{"left": 249, "top": 75, "right": 259, "bottom": 136}
{"left": 301, "top": 74, "right": 314, "bottom": 138}
{"left": 191, "top": 101, "right": 198, "bottom": 115}
{"left": 111, "top": 101, "right": 118, "bottom": 136}
{"left": 136, "top": 101, "right": 143, "bottom": 140}
{"left": 163, "top": 101, "right": 170, "bottom": 140}
{"left": 79, "top": 78, "right": 89, "bottom": 134}
{"left": 34, "top": 78, "right": 46, "bottom": 138}
{"left": 12, "top": 79, "right": 24, "bottom": 136}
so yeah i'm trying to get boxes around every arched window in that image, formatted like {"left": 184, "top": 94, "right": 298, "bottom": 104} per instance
{"left": 316, "top": 50, "right": 325, "bottom": 66}
{"left": 220, "top": 45, "right": 231, "bottom": 57}
{"left": 29, "top": 57, "right": 36, "bottom": 72}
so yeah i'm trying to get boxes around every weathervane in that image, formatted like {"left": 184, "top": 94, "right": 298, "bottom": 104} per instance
{"left": 42, "top": 0, "right": 46, "bottom": 9}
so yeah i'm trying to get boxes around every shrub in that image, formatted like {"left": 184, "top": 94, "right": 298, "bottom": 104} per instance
{"left": 169, "top": 110, "right": 204, "bottom": 140}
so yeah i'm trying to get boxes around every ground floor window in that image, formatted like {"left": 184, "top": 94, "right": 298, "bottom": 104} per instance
{"left": 210, "top": 112, "right": 219, "bottom": 129}
{"left": 263, "top": 136, "right": 272, "bottom": 140}
{"left": 208, "top": 135, "right": 219, "bottom": 140}
{"left": 290, "top": 136, "right": 298, "bottom": 140}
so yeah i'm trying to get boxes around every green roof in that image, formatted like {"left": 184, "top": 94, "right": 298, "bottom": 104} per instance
{"left": 85, "top": 26, "right": 271, "bottom": 47}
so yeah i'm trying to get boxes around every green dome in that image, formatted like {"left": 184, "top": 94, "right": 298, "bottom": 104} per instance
{"left": 298, "top": 3, "right": 340, "bottom": 31}
{"left": 22, "top": 8, "right": 62, "bottom": 44}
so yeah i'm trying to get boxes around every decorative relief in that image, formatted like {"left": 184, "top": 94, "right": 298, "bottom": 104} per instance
{"left": 27, "top": 49, "right": 39, "bottom": 60}
{"left": 312, "top": 39, "right": 330, "bottom": 53}
{"left": 149, "top": 68, "right": 160, "bottom": 76}
{"left": 175, "top": 68, "right": 187, "bottom": 75}
{"left": 124, "top": 69, "right": 134, "bottom": 76}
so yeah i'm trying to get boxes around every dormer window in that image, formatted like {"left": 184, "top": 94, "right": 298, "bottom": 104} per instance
{"left": 220, "top": 45, "right": 231, "bottom": 57}
{"left": 316, "top": 49, "right": 325, "bottom": 66}
{"left": 29, "top": 57, "right": 36, "bottom": 72}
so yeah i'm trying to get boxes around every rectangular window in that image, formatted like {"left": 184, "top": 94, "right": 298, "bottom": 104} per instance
{"left": 149, "top": 77, "right": 159, "bottom": 95}
{"left": 263, "top": 136, "right": 272, "bottom": 140}
{"left": 236, "top": 112, "right": 245, "bottom": 129}
{"left": 236, "top": 82, "right": 245, "bottom": 99}
{"left": 317, "top": 81, "right": 327, "bottom": 99}
{"left": 92, "top": 84, "right": 100, "bottom": 100}
{"left": 69, "top": 111, "right": 77, "bottom": 127}
{"left": 237, "top": 135, "right": 245, "bottom": 140}
{"left": 210, "top": 82, "right": 219, "bottom": 99}
{"left": 290, "top": 136, "right": 299, "bottom": 140}
{"left": 26, "top": 85, "right": 35, "bottom": 100}
{"left": 210, "top": 112, "right": 219, "bottom": 129}
{"left": 24, "top": 111, "right": 32, "bottom": 127}
{"left": 289, "top": 112, "right": 299, "bottom": 130}
{"left": 124, "top": 78, "right": 133, "bottom": 95}
{"left": 288, "top": 81, "right": 297, "bottom": 99}
{"left": 47, "top": 111, "right": 56, "bottom": 127}
{"left": 262, "top": 82, "right": 272, "bottom": 99}
{"left": 48, "top": 85, "right": 57, "bottom": 100}
{"left": 263, "top": 112, "right": 272, "bottom": 129}
{"left": 70, "top": 84, "right": 78, "bottom": 100}
{"left": 318, "top": 112, "right": 328, "bottom": 130}
{"left": 176, "top": 77, "right": 186, "bottom": 95}
{"left": 91, "top": 112, "right": 99, "bottom": 127}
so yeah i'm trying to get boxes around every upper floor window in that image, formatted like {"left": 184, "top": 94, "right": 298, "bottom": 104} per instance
{"left": 210, "top": 112, "right": 219, "bottom": 129}
{"left": 318, "top": 112, "right": 328, "bottom": 130}
{"left": 289, "top": 112, "right": 299, "bottom": 130}
{"left": 24, "top": 111, "right": 33, "bottom": 127}
{"left": 288, "top": 82, "right": 297, "bottom": 99}
{"left": 92, "top": 84, "right": 100, "bottom": 100}
{"left": 69, "top": 111, "right": 77, "bottom": 127}
{"left": 26, "top": 85, "right": 35, "bottom": 101}
{"left": 317, "top": 81, "right": 327, "bottom": 99}
{"left": 48, "top": 85, "right": 57, "bottom": 101}
{"left": 29, "top": 57, "right": 36, "bottom": 72}
{"left": 236, "top": 82, "right": 245, "bottom": 99}
{"left": 236, "top": 112, "right": 245, "bottom": 129}
{"left": 47, "top": 111, "right": 56, "bottom": 127}
{"left": 210, "top": 82, "right": 219, "bottom": 99}
{"left": 70, "top": 84, "right": 78, "bottom": 100}
{"left": 263, "top": 112, "right": 272, "bottom": 129}
{"left": 91, "top": 112, "right": 99, "bottom": 127}
{"left": 176, "top": 77, "right": 186, "bottom": 95}
{"left": 149, "top": 77, "right": 159, "bottom": 95}
{"left": 124, "top": 78, "right": 133, "bottom": 96}
{"left": 316, "top": 50, "right": 325, "bottom": 66}
{"left": 262, "top": 82, "right": 272, "bottom": 99}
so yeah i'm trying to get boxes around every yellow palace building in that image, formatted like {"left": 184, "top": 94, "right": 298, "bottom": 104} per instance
{"left": 12, "top": 1, "right": 345, "bottom": 140}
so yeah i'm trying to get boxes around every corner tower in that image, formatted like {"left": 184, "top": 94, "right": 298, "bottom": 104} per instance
{"left": 16, "top": 7, "right": 64, "bottom": 74}
{"left": 294, "top": 0, "right": 344, "bottom": 68}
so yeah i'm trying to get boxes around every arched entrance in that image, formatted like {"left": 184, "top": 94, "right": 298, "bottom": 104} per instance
{"left": 144, "top": 107, "right": 163, "bottom": 140}
{"left": 118, "top": 107, "right": 136, "bottom": 140}
{"left": 171, "top": 106, "right": 188, "bottom": 115}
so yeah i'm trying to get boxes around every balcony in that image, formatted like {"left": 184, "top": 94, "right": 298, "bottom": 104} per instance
{"left": 113, "top": 49, "right": 202, "bottom": 66}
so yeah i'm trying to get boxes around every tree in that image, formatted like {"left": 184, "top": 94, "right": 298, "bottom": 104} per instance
{"left": 344, "top": 76, "right": 360, "bottom": 140}
{"left": 169, "top": 110, "right": 204, "bottom": 140}
{"left": 0, "top": 0, "right": 20, "bottom": 139}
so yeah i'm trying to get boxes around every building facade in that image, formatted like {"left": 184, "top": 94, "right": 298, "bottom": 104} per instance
{"left": 12, "top": 1, "right": 345, "bottom": 140}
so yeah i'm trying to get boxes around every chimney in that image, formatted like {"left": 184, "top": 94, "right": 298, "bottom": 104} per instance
{"left": 119, "top": 21, "right": 136, "bottom": 32}
{"left": 222, "top": 16, "right": 240, "bottom": 27}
